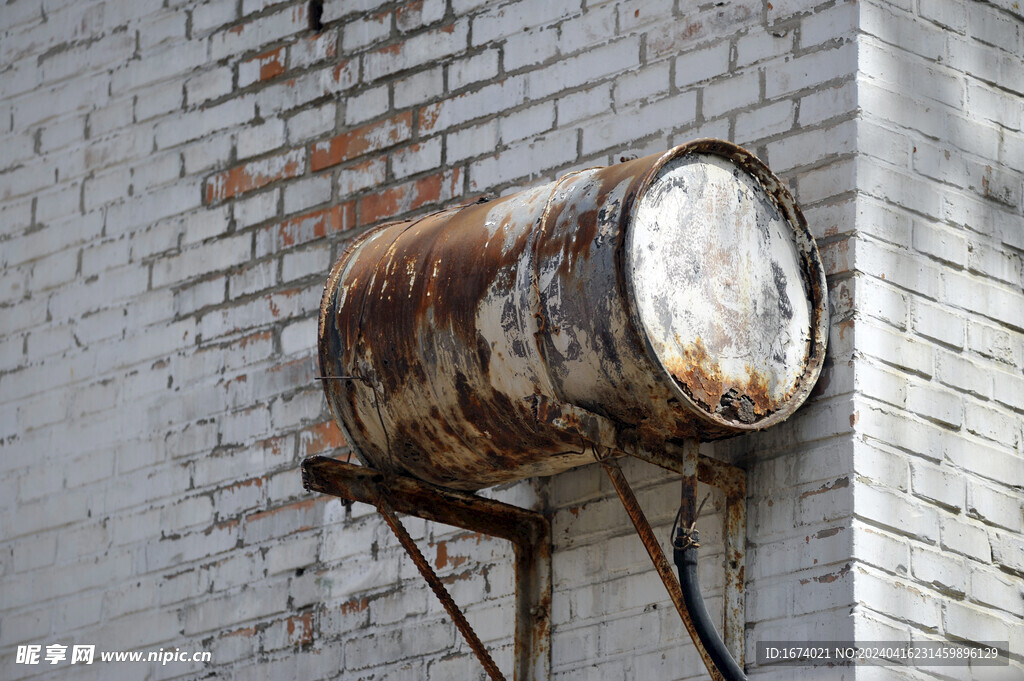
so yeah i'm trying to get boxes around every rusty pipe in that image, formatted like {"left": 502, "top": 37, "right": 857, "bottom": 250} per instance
{"left": 318, "top": 139, "right": 828, "bottom": 490}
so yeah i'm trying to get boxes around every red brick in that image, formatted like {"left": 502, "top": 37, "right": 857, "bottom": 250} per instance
{"left": 396, "top": 1, "right": 424, "bottom": 26}
{"left": 205, "top": 148, "right": 306, "bottom": 203}
{"left": 226, "top": 330, "right": 276, "bottom": 367}
{"left": 339, "top": 597, "right": 369, "bottom": 615}
{"left": 418, "top": 102, "right": 440, "bottom": 132}
{"left": 223, "top": 476, "right": 264, "bottom": 493}
{"left": 357, "top": 168, "right": 461, "bottom": 225}
{"left": 257, "top": 202, "right": 354, "bottom": 257}
{"left": 298, "top": 420, "right": 347, "bottom": 457}
{"left": 245, "top": 498, "right": 323, "bottom": 544}
{"left": 434, "top": 539, "right": 469, "bottom": 570}
{"left": 332, "top": 59, "right": 356, "bottom": 88}
{"left": 249, "top": 47, "right": 285, "bottom": 82}
{"left": 309, "top": 112, "right": 413, "bottom": 171}
{"left": 338, "top": 157, "right": 387, "bottom": 196}
{"left": 286, "top": 611, "right": 314, "bottom": 645}
{"left": 247, "top": 497, "right": 318, "bottom": 523}
{"left": 265, "top": 289, "right": 310, "bottom": 323}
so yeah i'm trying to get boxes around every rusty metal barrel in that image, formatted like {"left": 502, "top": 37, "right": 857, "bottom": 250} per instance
{"left": 318, "top": 139, "right": 828, "bottom": 490}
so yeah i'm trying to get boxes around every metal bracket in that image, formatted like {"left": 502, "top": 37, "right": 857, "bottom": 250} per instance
{"left": 302, "top": 456, "right": 552, "bottom": 681}
{"left": 530, "top": 396, "right": 747, "bottom": 664}
{"left": 599, "top": 452, "right": 725, "bottom": 681}
{"left": 601, "top": 443, "right": 748, "bottom": 681}
{"left": 630, "top": 444, "right": 747, "bottom": 666}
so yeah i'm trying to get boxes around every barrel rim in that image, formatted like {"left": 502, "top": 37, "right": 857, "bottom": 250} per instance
{"left": 621, "top": 138, "right": 830, "bottom": 432}
{"left": 317, "top": 227, "right": 373, "bottom": 466}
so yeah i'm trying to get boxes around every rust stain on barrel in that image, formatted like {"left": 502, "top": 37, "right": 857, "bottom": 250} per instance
{"left": 665, "top": 338, "right": 778, "bottom": 423}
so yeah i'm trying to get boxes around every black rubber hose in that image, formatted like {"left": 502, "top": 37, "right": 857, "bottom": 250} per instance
{"left": 674, "top": 530, "right": 748, "bottom": 681}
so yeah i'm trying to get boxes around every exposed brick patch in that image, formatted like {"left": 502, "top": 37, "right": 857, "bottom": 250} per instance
{"left": 339, "top": 597, "right": 369, "bottom": 615}
{"left": 237, "top": 45, "right": 286, "bottom": 87}
{"left": 222, "top": 626, "right": 257, "bottom": 638}
{"left": 255, "top": 202, "right": 354, "bottom": 257}
{"left": 247, "top": 497, "right": 319, "bottom": 524}
{"left": 286, "top": 611, "right": 314, "bottom": 646}
{"left": 298, "top": 420, "right": 347, "bottom": 457}
{"left": 205, "top": 148, "right": 306, "bottom": 203}
{"left": 309, "top": 112, "right": 413, "bottom": 171}
{"left": 358, "top": 168, "right": 461, "bottom": 225}
{"left": 250, "top": 47, "right": 286, "bottom": 83}
{"left": 245, "top": 498, "right": 322, "bottom": 544}
{"left": 418, "top": 102, "right": 441, "bottom": 132}
{"left": 433, "top": 537, "right": 477, "bottom": 570}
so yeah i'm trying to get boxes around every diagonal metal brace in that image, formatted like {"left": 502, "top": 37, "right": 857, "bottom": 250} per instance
{"left": 374, "top": 496, "right": 506, "bottom": 681}
{"left": 302, "top": 456, "right": 551, "bottom": 681}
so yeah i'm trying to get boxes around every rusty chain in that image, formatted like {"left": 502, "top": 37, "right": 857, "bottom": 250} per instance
{"left": 375, "top": 495, "right": 507, "bottom": 681}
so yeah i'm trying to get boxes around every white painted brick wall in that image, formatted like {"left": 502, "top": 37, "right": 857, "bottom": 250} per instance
{"left": 852, "top": 3, "right": 1024, "bottom": 680}
{"left": 0, "top": 0, "right": 1020, "bottom": 679}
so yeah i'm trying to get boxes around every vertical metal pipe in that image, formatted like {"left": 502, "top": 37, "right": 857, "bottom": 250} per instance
{"left": 722, "top": 475, "right": 747, "bottom": 664}
{"left": 679, "top": 439, "right": 699, "bottom": 540}
{"left": 513, "top": 525, "right": 551, "bottom": 681}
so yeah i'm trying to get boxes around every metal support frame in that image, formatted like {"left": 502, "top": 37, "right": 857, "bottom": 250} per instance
{"left": 601, "top": 443, "right": 747, "bottom": 680}
{"left": 528, "top": 395, "right": 747, "bottom": 658}
{"left": 301, "top": 421, "right": 745, "bottom": 679}
{"left": 630, "top": 445, "right": 747, "bottom": 666}
{"left": 302, "top": 456, "right": 551, "bottom": 681}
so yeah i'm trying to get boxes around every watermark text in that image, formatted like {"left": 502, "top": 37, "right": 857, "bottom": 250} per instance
{"left": 16, "top": 644, "right": 211, "bottom": 666}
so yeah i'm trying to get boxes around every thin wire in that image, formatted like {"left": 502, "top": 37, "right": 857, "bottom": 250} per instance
{"left": 312, "top": 374, "right": 363, "bottom": 466}
{"left": 672, "top": 492, "right": 711, "bottom": 550}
